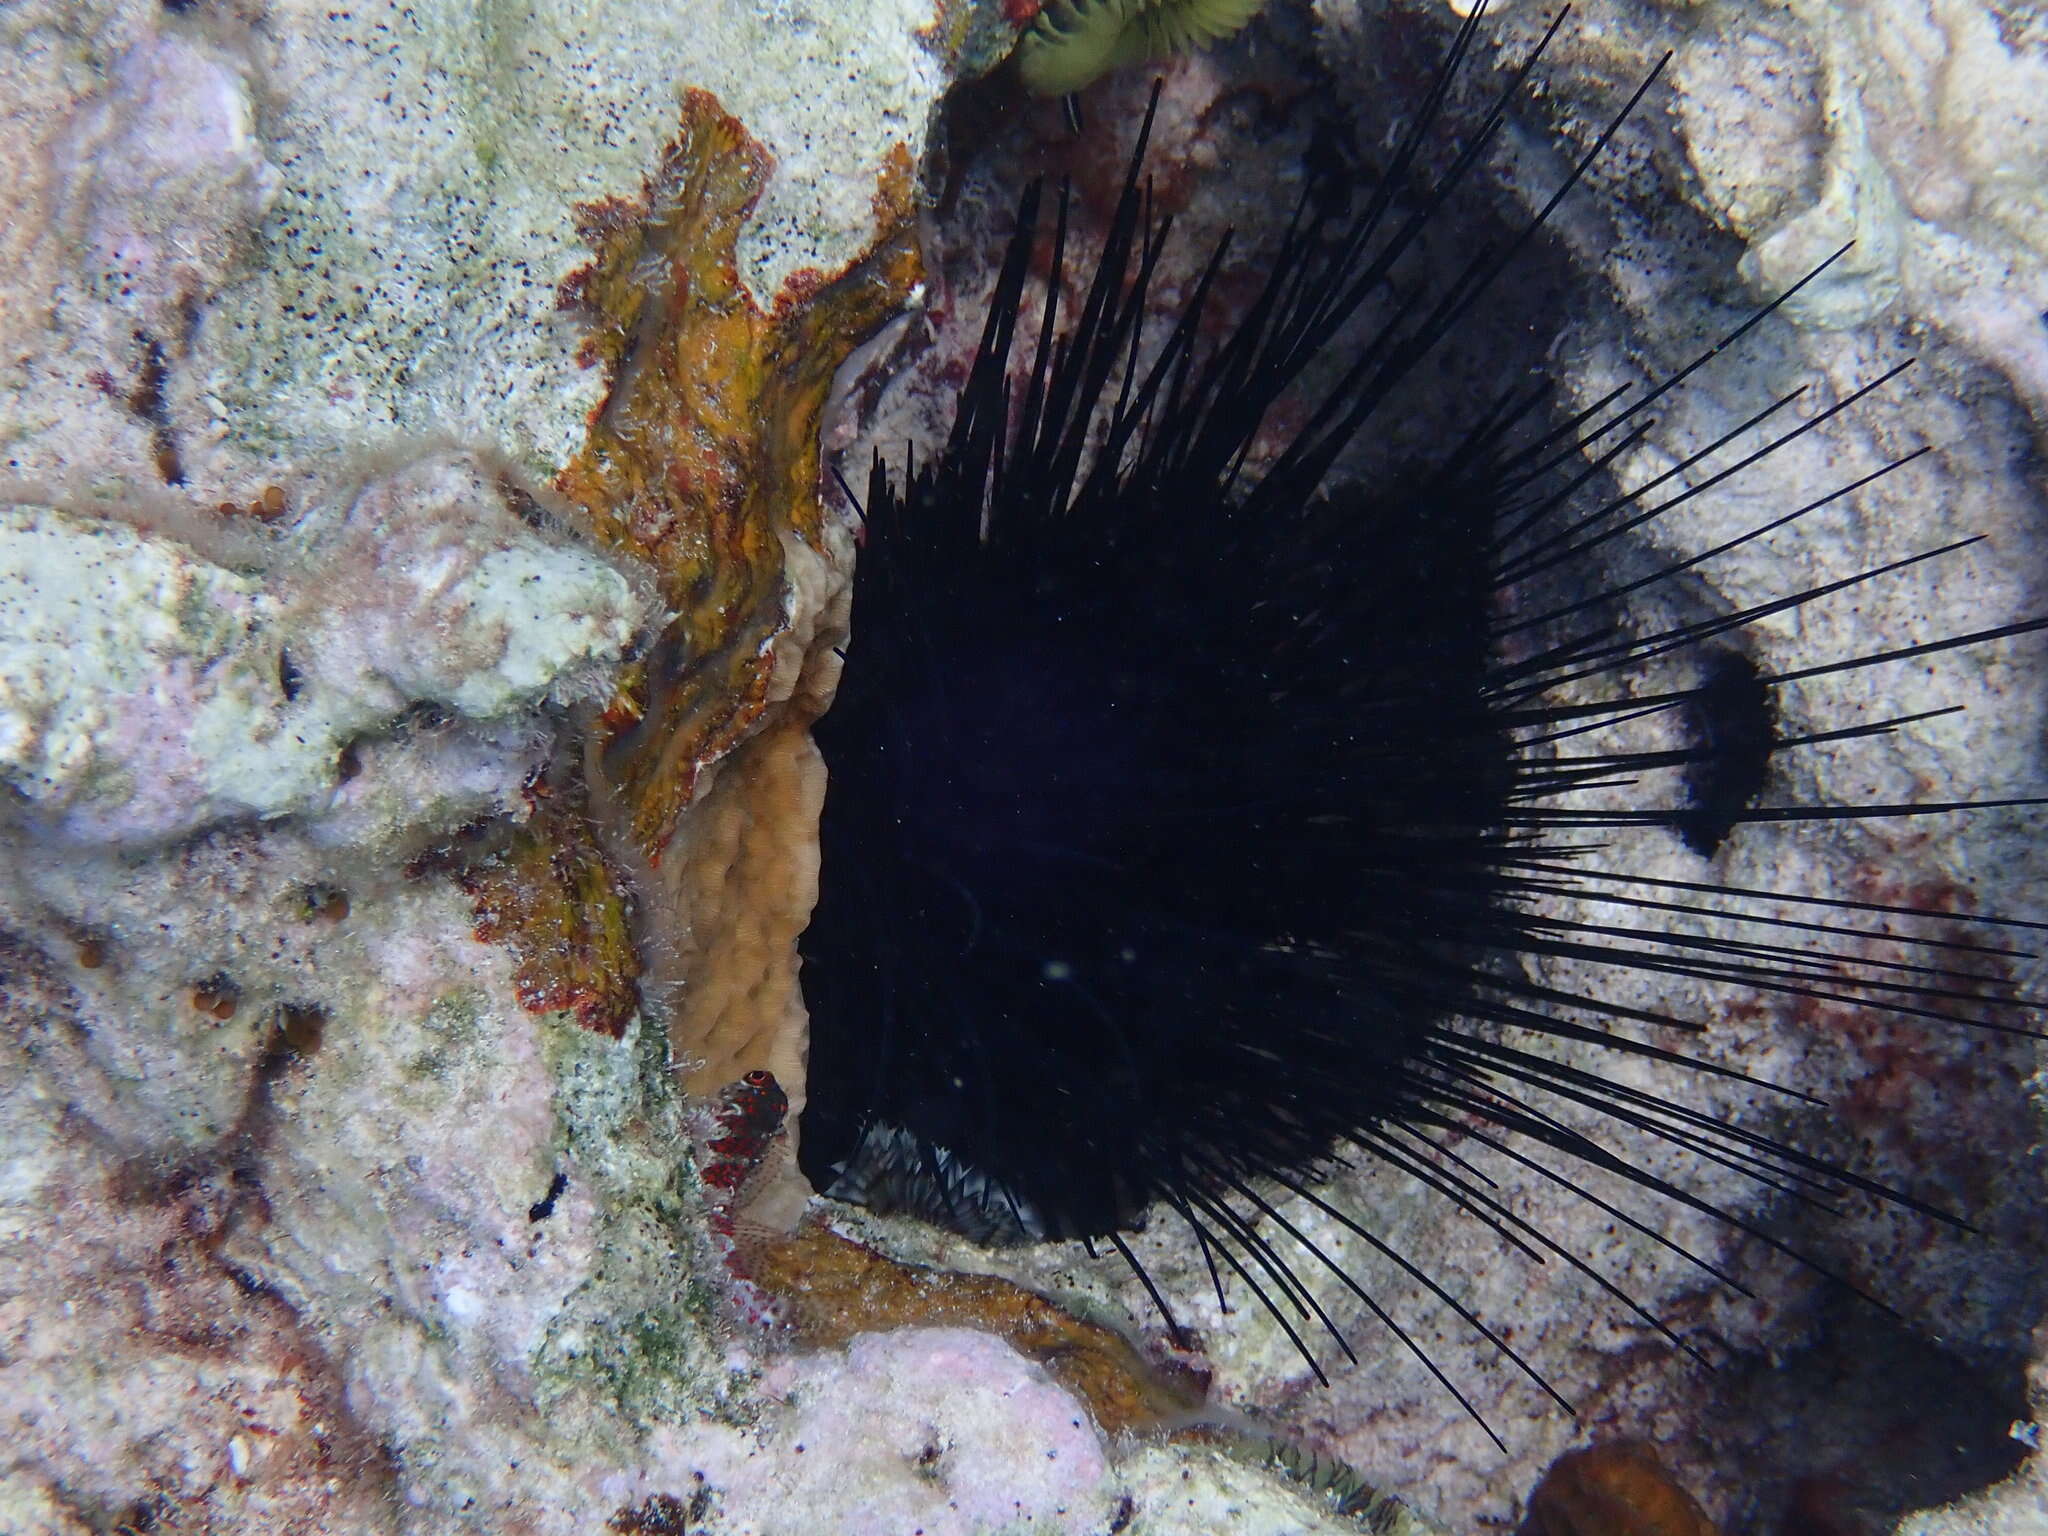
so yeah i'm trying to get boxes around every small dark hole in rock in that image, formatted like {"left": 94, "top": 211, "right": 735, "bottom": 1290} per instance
{"left": 301, "top": 885, "right": 350, "bottom": 925}
{"left": 528, "top": 1170, "right": 568, "bottom": 1222}
{"left": 276, "top": 1003, "right": 327, "bottom": 1057}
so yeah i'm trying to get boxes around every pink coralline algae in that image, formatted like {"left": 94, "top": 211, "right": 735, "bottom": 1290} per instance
{"left": 743, "top": 1327, "right": 1117, "bottom": 1536}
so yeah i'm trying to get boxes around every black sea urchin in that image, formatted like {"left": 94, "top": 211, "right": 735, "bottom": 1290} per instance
{"left": 797, "top": 13, "right": 2048, "bottom": 1443}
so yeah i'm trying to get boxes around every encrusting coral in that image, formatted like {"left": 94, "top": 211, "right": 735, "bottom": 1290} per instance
{"left": 538, "top": 89, "right": 923, "bottom": 1146}
{"left": 554, "top": 90, "right": 919, "bottom": 848}
{"left": 422, "top": 88, "right": 925, "bottom": 1075}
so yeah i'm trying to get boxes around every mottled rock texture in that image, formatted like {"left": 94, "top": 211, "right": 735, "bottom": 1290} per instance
{"left": 2, "top": 0, "right": 2045, "bottom": 1530}
{"left": 832, "top": 2, "right": 2048, "bottom": 1531}
{"left": 0, "top": 0, "right": 1368, "bottom": 1530}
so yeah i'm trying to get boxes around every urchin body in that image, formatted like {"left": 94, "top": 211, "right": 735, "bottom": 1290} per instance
{"left": 804, "top": 452, "right": 1509, "bottom": 1250}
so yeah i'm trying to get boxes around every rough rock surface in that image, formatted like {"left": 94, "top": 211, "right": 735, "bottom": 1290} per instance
{"left": 0, "top": 453, "right": 645, "bottom": 846}
{"left": 0, "top": 0, "right": 1374, "bottom": 1530}
{"left": 1295, "top": 2, "right": 2048, "bottom": 1529}
{"left": 833, "top": 0, "right": 2048, "bottom": 1530}
{"left": 2, "top": 0, "right": 2046, "bottom": 1531}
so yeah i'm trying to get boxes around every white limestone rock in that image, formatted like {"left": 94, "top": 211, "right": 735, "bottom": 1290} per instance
{"left": 0, "top": 451, "right": 649, "bottom": 847}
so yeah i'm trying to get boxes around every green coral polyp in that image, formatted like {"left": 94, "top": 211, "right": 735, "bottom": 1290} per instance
{"left": 1014, "top": 0, "right": 1268, "bottom": 96}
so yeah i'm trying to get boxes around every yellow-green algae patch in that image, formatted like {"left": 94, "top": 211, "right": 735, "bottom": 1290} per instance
{"left": 1013, "top": 0, "right": 1269, "bottom": 98}
{"left": 402, "top": 988, "right": 489, "bottom": 1084}
{"left": 531, "top": 1007, "right": 761, "bottom": 1430}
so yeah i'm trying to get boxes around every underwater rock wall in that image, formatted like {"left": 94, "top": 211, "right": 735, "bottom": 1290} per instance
{"left": 1676, "top": 0, "right": 2048, "bottom": 406}
{"left": 823, "top": 1, "right": 2048, "bottom": 1530}
{"left": 1303, "top": 0, "right": 2048, "bottom": 1529}
{"left": 0, "top": 0, "right": 1370, "bottom": 1531}
{"left": 0, "top": 0, "right": 2045, "bottom": 1532}
{"left": 0, "top": 453, "right": 645, "bottom": 846}
{"left": 1223, "top": 1, "right": 2048, "bottom": 1529}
